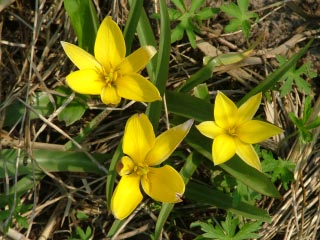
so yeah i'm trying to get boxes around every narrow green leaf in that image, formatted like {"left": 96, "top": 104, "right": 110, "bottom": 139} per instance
{"left": 166, "top": 91, "right": 213, "bottom": 122}
{"left": 63, "top": 0, "right": 99, "bottom": 53}
{"left": 0, "top": 174, "right": 44, "bottom": 206}
{"left": 197, "top": 7, "right": 219, "bottom": 20}
{"left": 238, "top": 39, "right": 313, "bottom": 105}
{"left": 135, "top": 7, "right": 157, "bottom": 83}
{"left": 125, "top": 0, "right": 144, "bottom": 53}
{"left": 190, "top": 0, "right": 205, "bottom": 13}
{"left": 0, "top": 149, "right": 108, "bottom": 178}
{"left": 171, "top": 0, "right": 186, "bottom": 12}
{"left": 106, "top": 219, "right": 125, "bottom": 238}
{"left": 238, "top": 0, "right": 249, "bottom": 14}
{"left": 185, "top": 181, "right": 271, "bottom": 221}
{"left": 178, "top": 60, "right": 216, "bottom": 93}
{"left": 220, "top": 3, "right": 241, "bottom": 18}
{"left": 155, "top": 152, "right": 204, "bottom": 239}
{"left": 106, "top": 142, "right": 123, "bottom": 208}
{"left": 145, "top": 0, "right": 171, "bottom": 130}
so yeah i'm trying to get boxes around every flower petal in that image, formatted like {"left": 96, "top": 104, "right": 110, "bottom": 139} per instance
{"left": 212, "top": 134, "right": 236, "bottom": 165}
{"left": 111, "top": 174, "right": 143, "bottom": 220}
{"left": 66, "top": 69, "right": 105, "bottom": 94}
{"left": 119, "top": 46, "right": 157, "bottom": 74}
{"left": 101, "top": 85, "right": 121, "bottom": 105}
{"left": 141, "top": 165, "right": 185, "bottom": 202}
{"left": 196, "top": 121, "right": 225, "bottom": 139}
{"left": 237, "top": 120, "right": 283, "bottom": 144}
{"left": 123, "top": 113, "right": 155, "bottom": 164}
{"left": 95, "top": 16, "right": 125, "bottom": 70}
{"left": 61, "top": 41, "right": 102, "bottom": 70}
{"left": 214, "top": 91, "right": 238, "bottom": 129}
{"left": 118, "top": 156, "right": 135, "bottom": 176}
{"left": 116, "top": 73, "right": 161, "bottom": 102}
{"left": 235, "top": 139, "right": 261, "bottom": 171}
{"left": 145, "top": 119, "right": 193, "bottom": 166}
{"left": 237, "top": 92, "right": 261, "bottom": 125}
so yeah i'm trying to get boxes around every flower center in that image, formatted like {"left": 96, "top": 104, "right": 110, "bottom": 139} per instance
{"left": 227, "top": 127, "right": 237, "bottom": 137}
{"left": 134, "top": 163, "right": 149, "bottom": 176}
{"left": 103, "top": 67, "right": 120, "bottom": 86}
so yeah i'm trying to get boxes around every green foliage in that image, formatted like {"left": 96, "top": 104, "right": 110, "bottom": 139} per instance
{"left": 220, "top": 0, "right": 259, "bottom": 40}
{"left": 289, "top": 96, "right": 320, "bottom": 143}
{"left": 63, "top": 0, "right": 99, "bottom": 53}
{"left": 260, "top": 149, "right": 295, "bottom": 190}
{"left": 0, "top": 197, "right": 32, "bottom": 233}
{"left": 55, "top": 86, "right": 88, "bottom": 126}
{"left": 167, "top": 0, "right": 218, "bottom": 48}
{"left": 191, "top": 213, "right": 262, "bottom": 240}
{"left": 276, "top": 55, "right": 316, "bottom": 96}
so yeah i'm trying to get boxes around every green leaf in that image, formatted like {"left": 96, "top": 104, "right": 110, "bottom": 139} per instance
{"left": 238, "top": 0, "right": 249, "bottom": 14}
{"left": 3, "top": 92, "right": 53, "bottom": 127}
{"left": 190, "top": 0, "right": 205, "bottom": 14}
{"left": 0, "top": 149, "right": 108, "bottom": 178}
{"left": 233, "top": 221, "right": 261, "bottom": 240}
{"left": 154, "top": 152, "right": 204, "bottom": 239}
{"left": 238, "top": 39, "right": 313, "bottom": 105}
{"left": 171, "top": 0, "right": 186, "bottom": 12}
{"left": 185, "top": 181, "right": 271, "bottom": 221}
{"left": 224, "top": 18, "right": 242, "bottom": 33}
{"left": 171, "top": 23, "right": 185, "bottom": 43}
{"left": 193, "top": 84, "right": 210, "bottom": 102}
{"left": 168, "top": 8, "right": 182, "bottom": 20}
{"left": 166, "top": 91, "right": 213, "bottom": 122}
{"left": 55, "top": 87, "right": 88, "bottom": 126}
{"left": 145, "top": 0, "right": 171, "bottom": 130}
{"left": 196, "top": 7, "right": 219, "bottom": 20}
{"left": 220, "top": 3, "right": 241, "bottom": 18}
{"left": 63, "top": 0, "right": 99, "bottom": 53}
{"left": 106, "top": 142, "right": 123, "bottom": 208}
{"left": 186, "top": 27, "right": 197, "bottom": 48}
{"left": 124, "top": 0, "right": 144, "bottom": 53}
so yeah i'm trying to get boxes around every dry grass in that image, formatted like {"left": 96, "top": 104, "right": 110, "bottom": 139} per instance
{"left": 0, "top": 0, "right": 319, "bottom": 239}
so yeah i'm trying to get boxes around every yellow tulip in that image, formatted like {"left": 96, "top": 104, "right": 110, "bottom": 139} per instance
{"left": 61, "top": 16, "right": 161, "bottom": 105}
{"left": 111, "top": 113, "right": 193, "bottom": 219}
{"left": 196, "top": 91, "right": 283, "bottom": 171}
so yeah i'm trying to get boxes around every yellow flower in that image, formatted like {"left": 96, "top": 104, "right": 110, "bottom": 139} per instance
{"left": 111, "top": 113, "right": 193, "bottom": 219}
{"left": 61, "top": 16, "right": 161, "bottom": 105}
{"left": 196, "top": 91, "right": 283, "bottom": 171}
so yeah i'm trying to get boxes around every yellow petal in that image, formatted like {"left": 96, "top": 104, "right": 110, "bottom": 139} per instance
{"left": 61, "top": 41, "right": 102, "bottom": 70}
{"left": 118, "top": 156, "right": 135, "bottom": 176}
{"left": 141, "top": 165, "right": 185, "bottom": 202}
{"left": 66, "top": 69, "right": 105, "bottom": 94}
{"left": 196, "top": 121, "right": 225, "bottom": 139}
{"left": 237, "top": 120, "right": 283, "bottom": 144}
{"left": 214, "top": 91, "right": 238, "bottom": 130}
{"left": 145, "top": 119, "right": 193, "bottom": 166}
{"left": 119, "top": 46, "right": 157, "bottom": 74}
{"left": 212, "top": 134, "right": 236, "bottom": 165}
{"left": 123, "top": 113, "right": 155, "bottom": 164}
{"left": 95, "top": 16, "right": 125, "bottom": 70}
{"left": 111, "top": 174, "right": 143, "bottom": 220}
{"left": 100, "top": 85, "right": 121, "bottom": 105}
{"left": 237, "top": 93, "right": 262, "bottom": 125}
{"left": 116, "top": 73, "right": 161, "bottom": 102}
{"left": 235, "top": 139, "right": 261, "bottom": 171}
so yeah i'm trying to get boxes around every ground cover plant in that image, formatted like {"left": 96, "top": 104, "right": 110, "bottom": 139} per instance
{"left": 0, "top": 0, "right": 319, "bottom": 239}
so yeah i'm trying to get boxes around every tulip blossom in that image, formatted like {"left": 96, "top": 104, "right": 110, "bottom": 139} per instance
{"left": 196, "top": 91, "right": 283, "bottom": 171}
{"left": 111, "top": 113, "right": 193, "bottom": 219}
{"left": 61, "top": 16, "right": 161, "bottom": 105}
